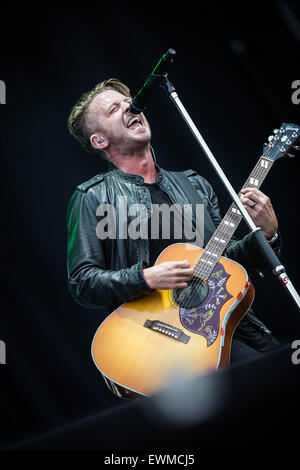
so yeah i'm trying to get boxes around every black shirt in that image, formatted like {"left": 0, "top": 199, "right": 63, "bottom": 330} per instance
{"left": 144, "top": 182, "right": 195, "bottom": 266}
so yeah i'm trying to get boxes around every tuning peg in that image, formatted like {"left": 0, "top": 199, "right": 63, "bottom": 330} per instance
{"left": 268, "top": 135, "right": 274, "bottom": 142}
{"left": 273, "top": 129, "right": 279, "bottom": 134}
{"left": 294, "top": 145, "right": 300, "bottom": 151}
{"left": 287, "top": 153, "right": 295, "bottom": 158}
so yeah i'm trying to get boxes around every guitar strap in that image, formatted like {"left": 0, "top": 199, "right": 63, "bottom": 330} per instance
{"left": 170, "top": 171, "right": 218, "bottom": 247}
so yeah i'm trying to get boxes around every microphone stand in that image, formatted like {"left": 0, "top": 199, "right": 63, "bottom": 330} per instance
{"left": 160, "top": 75, "right": 300, "bottom": 311}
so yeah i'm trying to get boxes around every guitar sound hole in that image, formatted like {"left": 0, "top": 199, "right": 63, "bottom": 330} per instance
{"left": 173, "top": 279, "right": 208, "bottom": 308}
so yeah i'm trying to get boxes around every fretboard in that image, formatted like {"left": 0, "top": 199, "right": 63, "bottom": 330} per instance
{"left": 194, "top": 154, "right": 275, "bottom": 280}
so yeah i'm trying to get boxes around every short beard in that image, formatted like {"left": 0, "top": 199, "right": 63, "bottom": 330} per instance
{"left": 110, "top": 130, "right": 151, "bottom": 157}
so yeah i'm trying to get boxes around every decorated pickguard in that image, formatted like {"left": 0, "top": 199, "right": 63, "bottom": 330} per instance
{"left": 179, "top": 262, "right": 233, "bottom": 346}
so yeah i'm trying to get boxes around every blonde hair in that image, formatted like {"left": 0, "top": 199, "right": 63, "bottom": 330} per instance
{"left": 67, "top": 78, "right": 131, "bottom": 156}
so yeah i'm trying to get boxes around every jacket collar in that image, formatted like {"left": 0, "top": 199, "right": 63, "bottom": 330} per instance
{"left": 111, "top": 163, "right": 165, "bottom": 185}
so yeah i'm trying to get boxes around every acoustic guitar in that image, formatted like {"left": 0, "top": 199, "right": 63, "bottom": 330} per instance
{"left": 92, "top": 123, "right": 299, "bottom": 398}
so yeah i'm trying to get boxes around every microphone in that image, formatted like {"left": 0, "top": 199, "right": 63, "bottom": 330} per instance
{"left": 129, "top": 49, "right": 176, "bottom": 114}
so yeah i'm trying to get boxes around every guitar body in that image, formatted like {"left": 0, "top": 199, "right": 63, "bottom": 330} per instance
{"left": 91, "top": 243, "right": 255, "bottom": 398}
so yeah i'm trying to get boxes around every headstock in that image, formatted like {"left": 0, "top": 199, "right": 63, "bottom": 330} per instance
{"left": 263, "top": 123, "right": 300, "bottom": 161}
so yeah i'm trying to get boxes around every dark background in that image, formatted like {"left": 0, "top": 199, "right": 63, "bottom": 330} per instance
{"left": 1, "top": 0, "right": 300, "bottom": 450}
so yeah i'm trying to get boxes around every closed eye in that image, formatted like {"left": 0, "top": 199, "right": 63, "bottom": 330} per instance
{"left": 107, "top": 98, "right": 131, "bottom": 115}
{"left": 109, "top": 105, "right": 119, "bottom": 114}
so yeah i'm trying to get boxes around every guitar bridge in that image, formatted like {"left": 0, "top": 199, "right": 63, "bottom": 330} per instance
{"left": 143, "top": 319, "right": 190, "bottom": 344}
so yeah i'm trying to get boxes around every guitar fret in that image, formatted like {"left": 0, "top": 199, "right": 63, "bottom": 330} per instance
{"left": 246, "top": 156, "right": 273, "bottom": 187}
{"left": 260, "top": 159, "right": 269, "bottom": 168}
{"left": 205, "top": 251, "right": 218, "bottom": 258}
{"left": 200, "top": 259, "right": 214, "bottom": 265}
{"left": 249, "top": 177, "right": 259, "bottom": 186}
{"left": 224, "top": 220, "right": 235, "bottom": 227}
{"left": 213, "top": 236, "right": 226, "bottom": 243}
{"left": 231, "top": 207, "right": 241, "bottom": 215}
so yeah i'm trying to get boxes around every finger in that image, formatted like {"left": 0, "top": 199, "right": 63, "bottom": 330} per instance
{"left": 241, "top": 188, "right": 271, "bottom": 205}
{"left": 240, "top": 189, "right": 259, "bottom": 201}
{"left": 174, "top": 260, "right": 191, "bottom": 268}
{"left": 241, "top": 192, "right": 256, "bottom": 201}
{"left": 241, "top": 187, "right": 264, "bottom": 196}
{"left": 244, "top": 205, "right": 257, "bottom": 215}
{"left": 175, "top": 268, "right": 194, "bottom": 276}
{"left": 174, "top": 282, "right": 188, "bottom": 289}
{"left": 241, "top": 196, "right": 259, "bottom": 209}
{"left": 174, "top": 275, "right": 193, "bottom": 283}
{"left": 243, "top": 188, "right": 270, "bottom": 203}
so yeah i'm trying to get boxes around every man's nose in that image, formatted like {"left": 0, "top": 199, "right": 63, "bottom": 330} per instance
{"left": 122, "top": 100, "right": 131, "bottom": 114}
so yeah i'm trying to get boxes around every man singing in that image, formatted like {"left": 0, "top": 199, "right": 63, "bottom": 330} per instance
{"left": 67, "top": 78, "right": 281, "bottom": 378}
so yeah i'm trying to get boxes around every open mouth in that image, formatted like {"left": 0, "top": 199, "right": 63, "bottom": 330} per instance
{"left": 127, "top": 116, "right": 143, "bottom": 130}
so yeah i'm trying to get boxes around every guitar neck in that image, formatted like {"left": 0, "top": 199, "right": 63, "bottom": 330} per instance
{"left": 194, "top": 154, "right": 275, "bottom": 280}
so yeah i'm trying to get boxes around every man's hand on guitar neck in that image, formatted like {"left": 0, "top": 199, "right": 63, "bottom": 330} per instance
{"left": 240, "top": 187, "right": 278, "bottom": 240}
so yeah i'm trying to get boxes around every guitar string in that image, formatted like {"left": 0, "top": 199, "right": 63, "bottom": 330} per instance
{"left": 172, "top": 145, "right": 280, "bottom": 313}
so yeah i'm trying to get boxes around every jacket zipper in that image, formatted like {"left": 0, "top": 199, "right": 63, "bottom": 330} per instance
{"left": 246, "top": 311, "right": 272, "bottom": 334}
{"left": 135, "top": 184, "right": 147, "bottom": 264}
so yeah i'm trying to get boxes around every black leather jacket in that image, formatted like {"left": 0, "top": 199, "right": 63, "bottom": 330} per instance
{"left": 66, "top": 165, "right": 281, "bottom": 316}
